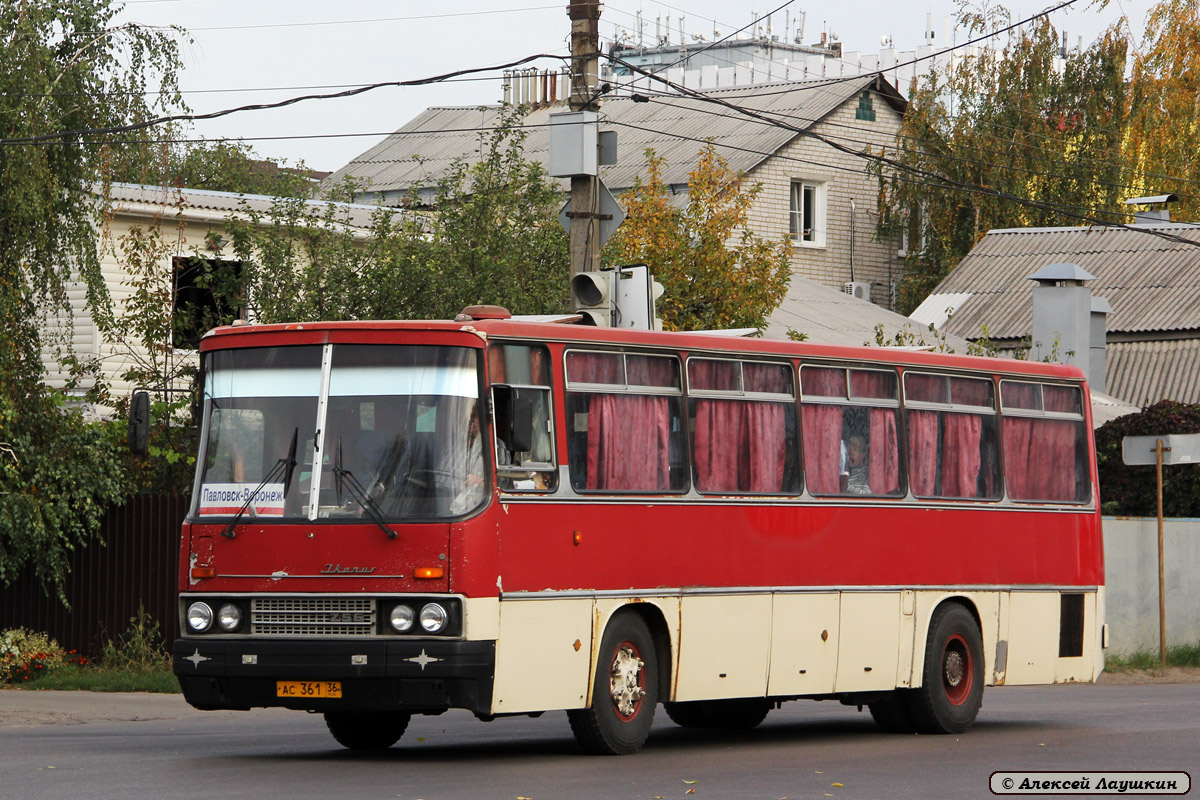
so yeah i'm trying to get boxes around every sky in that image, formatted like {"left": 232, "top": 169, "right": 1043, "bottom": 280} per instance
{"left": 111, "top": 0, "right": 1148, "bottom": 173}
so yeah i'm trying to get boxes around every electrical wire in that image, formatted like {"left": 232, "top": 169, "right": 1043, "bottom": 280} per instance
{"left": 0, "top": 54, "right": 568, "bottom": 147}
{"left": 605, "top": 53, "right": 1200, "bottom": 245}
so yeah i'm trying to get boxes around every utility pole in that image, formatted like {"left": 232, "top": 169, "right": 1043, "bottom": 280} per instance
{"left": 567, "top": 0, "right": 602, "bottom": 276}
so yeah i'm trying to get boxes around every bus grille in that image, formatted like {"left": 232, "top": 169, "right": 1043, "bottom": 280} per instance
{"left": 251, "top": 598, "right": 376, "bottom": 636}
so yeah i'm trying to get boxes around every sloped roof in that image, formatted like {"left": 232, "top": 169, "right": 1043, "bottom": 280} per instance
{"left": 1107, "top": 338, "right": 1200, "bottom": 407}
{"left": 325, "top": 75, "right": 904, "bottom": 199}
{"left": 927, "top": 223, "right": 1200, "bottom": 340}
{"left": 106, "top": 182, "right": 395, "bottom": 230}
{"left": 765, "top": 275, "right": 971, "bottom": 350}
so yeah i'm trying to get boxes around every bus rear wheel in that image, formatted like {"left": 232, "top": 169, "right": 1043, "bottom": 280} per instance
{"left": 906, "top": 603, "right": 984, "bottom": 734}
{"left": 568, "top": 613, "right": 658, "bottom": 755}
{"left": 324, "top": 711, "right": 410, "bottom": 751}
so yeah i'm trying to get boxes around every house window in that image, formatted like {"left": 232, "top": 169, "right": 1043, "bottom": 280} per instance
{"left": 856, "top": 91, "right": 875, "bottom": 122}
{"left": 789, "top": 180, "right": 825, "bottom": 247}
{"left": 172, "top": 256, "right": 243, "bottom": 350}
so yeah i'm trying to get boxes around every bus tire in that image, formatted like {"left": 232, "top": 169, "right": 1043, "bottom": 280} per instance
{"left": 868, "top": 693, "right": 916, "bottom": 733}
{"left": 568, "top": 613, "right": 658, "bottom": 755}
{"left": 906, "top": 603, "right": 984, "bottom": 734}
{"left": 324, "top": 711, "right": 410, "bottom": 750}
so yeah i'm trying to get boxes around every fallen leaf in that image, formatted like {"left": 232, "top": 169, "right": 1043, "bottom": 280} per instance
{"left": 683, "top": 780, "right": 698, "bottom": 785}
{"left": 832, "top": 783, "right": 844, "bottom": 788}
{"left": 416, "top": 737, "right": 426, "bottom": 742}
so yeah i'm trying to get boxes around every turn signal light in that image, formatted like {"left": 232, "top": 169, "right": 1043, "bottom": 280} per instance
{"left": 413, "top": 567, "right": 444, "bottom": 579}
{"left": 190, "top": 566, "right": 216, "bottom": 579}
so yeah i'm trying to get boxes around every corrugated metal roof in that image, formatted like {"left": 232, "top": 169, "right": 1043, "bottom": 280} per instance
{"left": 765, "top": 275, "right": 971, "bottom": 350}
{"left": 935, "top": 224, "right": 1200, "bottom": 338}
{"left": 324, "top": 76, "right": 902, "bottom": 198}
{"left": 1106, "top": 338, "right": 1200, "bottom": 408}
{"left": 105, "top": 182, "right": 397, "bottom": 230}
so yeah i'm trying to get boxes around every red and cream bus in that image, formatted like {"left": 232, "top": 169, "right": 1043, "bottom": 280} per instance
{"left": 172, "top": 308, "right": 1105, "bottom": 754}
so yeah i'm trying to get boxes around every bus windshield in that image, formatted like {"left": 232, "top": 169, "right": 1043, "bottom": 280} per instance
{"left": 194, "top": 343, "right": 484, "bottom": 522}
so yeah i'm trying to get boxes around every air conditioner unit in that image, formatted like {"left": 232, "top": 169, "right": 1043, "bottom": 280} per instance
{"left": 842, "top": 281, "right": 871, "bottom": 301}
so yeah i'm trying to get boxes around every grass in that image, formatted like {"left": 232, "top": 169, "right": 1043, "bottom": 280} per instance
{"left": 4, "top": 604, "right": 181, "bottom": 693}
{"left": 23, "top": 663, "right": 180, "bottom": 693}
{"left": 1105, "top": 642, "right": 1200, "bottom": 671}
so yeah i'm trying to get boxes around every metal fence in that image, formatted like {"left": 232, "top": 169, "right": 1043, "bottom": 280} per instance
{"left": 0, "top": 495, "right": 187, "bottom": 658}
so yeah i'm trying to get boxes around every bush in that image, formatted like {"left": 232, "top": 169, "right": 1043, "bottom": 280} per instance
{"left": 0, "top": 628, "right": 82, "bottom": 684}
{"left": 1095, "top": 400, "right": 1200, "bottom": 516}
{"left": 99, "top": 604, "right": 169, "bottom": 671}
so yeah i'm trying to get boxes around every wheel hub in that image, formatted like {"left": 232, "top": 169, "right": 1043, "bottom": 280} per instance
{"left": 944, "top": 649, "right": 965, "bottom": 688}
{"left": 609, "top": 645, "right": 646, "bottom": 717}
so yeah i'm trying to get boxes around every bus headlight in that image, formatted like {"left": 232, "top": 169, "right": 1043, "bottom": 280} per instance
{"left": 419, "top": 603, "right": 448, "bottom": 633}
{"left": 390, "top": 604, "right": 415, "bottom": 632}
{"left": 187, "top": 602, "right": 214, "bottom": 633}
{"left": 218, "top": 603, "right": 243, "bottom": 631}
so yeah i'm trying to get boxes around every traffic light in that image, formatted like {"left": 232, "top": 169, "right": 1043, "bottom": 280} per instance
{"left": 570, "top": 270, "right": 614, "bottom": 326}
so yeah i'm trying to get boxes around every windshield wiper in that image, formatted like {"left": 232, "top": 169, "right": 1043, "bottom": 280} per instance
{"left": 221, "top": 428, "right": 299, "bottom": 539}
{"left": 332, "top": 439, "right": 397, "bottom": 540}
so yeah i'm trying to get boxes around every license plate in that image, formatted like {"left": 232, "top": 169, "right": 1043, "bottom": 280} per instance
{"left": 276, "top": 680, "right": 342, "bottom": 699}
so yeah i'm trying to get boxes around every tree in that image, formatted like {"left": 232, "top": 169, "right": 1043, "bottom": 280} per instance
{"left": 111, "top": 136, "right": 317, "bottom": 199}
{"left": 1125, "top": 0, "right": 1200, "bottom": 220}
{"left": 1095, "top": 400, "right": 1200, "bottom": 516}
{"left": 604, "top": 144, "right": 792, "bottom": 331}
{"left": 224, "top": 106, "right": 570, "bottom": 324}
{"left": 875, "top": 5, "right": 1131, "bottom": 313}
{"left": 0, "top": 0, "right": 185, "bottom": 596}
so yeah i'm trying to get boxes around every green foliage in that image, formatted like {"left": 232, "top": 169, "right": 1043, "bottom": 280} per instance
{"left": 1105, "top": 642, "right": 1200, "bottom": 670}
{"left": 99, "top": 604, "right": 169, "bottom": 671}
{"left": 221, "top": 107, "right": 569, "bottom": 323}
{"left": 1094, "top": 401, "right": 1200, "bottom": 516}
{"left": 604, "top": 145, "right": 792, "bottom": 332}
{"left": 876, "top": 6, "right": 1131, "bottom": 313}
{"left": 0, "top": 627, "right": 70, "bottom": 683}
{"left": 0, "top": 0, "right": 186, "bottom": 597}
{"left": 111, "top": 138, "right": 317, "bottom": 199}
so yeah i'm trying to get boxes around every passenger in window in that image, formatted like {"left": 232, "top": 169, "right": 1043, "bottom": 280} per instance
{"left": 843, "top": 434, "right": 871, "bottom": 494}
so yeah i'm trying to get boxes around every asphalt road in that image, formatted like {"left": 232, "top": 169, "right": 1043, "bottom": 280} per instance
{"left": 2, "top": 682, "right": 1197, "bottom": 800}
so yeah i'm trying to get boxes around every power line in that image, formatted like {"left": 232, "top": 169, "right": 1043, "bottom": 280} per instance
{"left": 0, "top": 54, "right": 567, "bottom": 147}
{"left": 178, "top": 6, "right": 563, "bottom": 33}
{"left": 607, "top": 54, "right": 1200, "bottom": 247}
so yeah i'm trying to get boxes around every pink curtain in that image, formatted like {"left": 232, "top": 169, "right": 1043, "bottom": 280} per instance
{"left": 691, "top": 360, "right": 788, "bottom": 493}
{"left": 1003, "top": 417, "right": 1077, "bottom": 501}
{"left": 942, "top": 414, "right": 983, "bottom": 496}
{"left": 568, "top": 351, "right": 623, "bottom": 384}
{"left": 586, "top": 393, "right": 671, "bottom": 491}
{"left": 801, "top": 368, "right": 846, "bottom": 494}
{"left": 856, "top": 371, "right": 901, "bottom": 494}
{"left": 869, "top": 408, "right": 901, "bottom": 494}
{"left": 907, "top": 410, "right": 939, "bottom": 495}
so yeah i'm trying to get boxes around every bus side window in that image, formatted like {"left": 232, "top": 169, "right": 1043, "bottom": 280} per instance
{"left": 565, "top": 350, "right": 687, "bottom": 493}
{"left": 1000, "top": 381, "right": 1089, "bottom": 503}
{"left": 800, "top": 366, "right": 903, "bottom": 497}
{"left": 688, "top": 358, "right": 799, "bottom": 495}
{"left": 904, "top": 373, "right": 1001, "bottom": 500}
{"left": 489, "top": 344, "right": 557, "bottom": 493}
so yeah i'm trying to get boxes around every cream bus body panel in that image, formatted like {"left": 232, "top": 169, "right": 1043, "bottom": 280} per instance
{"left": 767, "top": 593, "right": 840, "bottom": 696}
{"left": 674, "top": 595, "right": 773, "bottom": 700}
{"left": 492, "top": 598, "right": 593, "bottom": 714}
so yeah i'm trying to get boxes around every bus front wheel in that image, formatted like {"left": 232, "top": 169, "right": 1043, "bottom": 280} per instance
{"left": 906, "top": 603, "right": 984, "bottom": 734}
{"left": 568, "top": 613, "right": 658, "bottom": 755}
{"left": 324, "top": 711, "right": 410, "bottom": 750}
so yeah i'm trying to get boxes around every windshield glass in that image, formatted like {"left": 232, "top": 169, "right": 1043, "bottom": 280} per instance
{"left": 192, "top": 343, "right": 484, "bottom": 522}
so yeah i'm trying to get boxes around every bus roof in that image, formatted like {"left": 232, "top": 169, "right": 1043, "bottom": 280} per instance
{"left": 200, "top": 317, "right": 1088, "bottom": 382}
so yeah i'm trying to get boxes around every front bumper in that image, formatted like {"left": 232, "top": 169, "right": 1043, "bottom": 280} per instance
{"left": 172, "top": 638, "right": 495, "bottom": 715}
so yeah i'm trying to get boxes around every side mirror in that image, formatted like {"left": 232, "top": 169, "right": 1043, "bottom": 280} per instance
{"left": 493, "top": 386, "right": 534, "bottom": 454}
{"left": 128, "top": 390, "right": 150, "bottom": 455}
